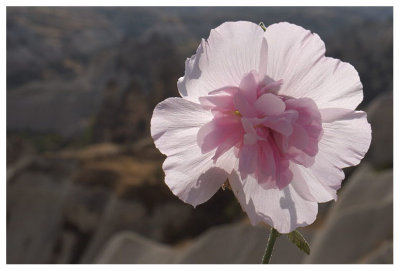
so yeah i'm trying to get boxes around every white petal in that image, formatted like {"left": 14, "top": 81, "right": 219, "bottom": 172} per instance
{"left": 163, "top": 148, "right": 237, "bottom": 207}
{"left": 151, "top": 97, "right": 212, "bottom": 156}
{"left": 151, "top": 97, "right": 238, "bottom": 207}
{"left": 291, "top": 108, "right": 371, "bottom": 202}
{"left": 264, "top": 22, "right": 363, "bottom": 110}
{"left": 290, "top": 162, "right": 339, "bottom": 202}
{"left": 319, "top": 108, "right": 371, "bottom": 168}
{"left": 178, "top": 21, "right": 267, "bottom": 103}
{"left": 229, "top": 170, "right": 317, "bottom": 233}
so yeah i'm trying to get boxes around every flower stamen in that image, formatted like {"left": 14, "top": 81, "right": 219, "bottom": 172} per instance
{"left": 234, "top": 110, "right": 242, "bottom": 116}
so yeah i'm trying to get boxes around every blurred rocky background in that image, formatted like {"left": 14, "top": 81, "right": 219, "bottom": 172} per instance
{"left": 6, "top": 7, "right": 393, "bottom": 264}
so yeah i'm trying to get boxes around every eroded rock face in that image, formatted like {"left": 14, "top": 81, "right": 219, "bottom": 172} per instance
{"left": 93, "top": 221, "right": 315, "bottom": 264}
{"left": 80, "top": 197, "right": 147, "bottom": 263}
{"left": 304, "top": 199, "right": 392, "bottom": 264}
{"left": 365, "top": 92, "right": 393, "bottom": 169}
{"left": 331, "top": 163, "right": 393, "bottom": 214}
{"left": 359, "top": 240, "right": 393, "bottom": 264}
{"left": 52, "top": 184, "right": 113, "bottom": 264}
{"left": 6, "top": 141, "right": 245, "bottom": 264}
{"left": 6, "top": 157, "right": 77, "bottom": 264}
{"left": 303, "top": 163, "right": 393, "bottom": 264}
{"left": 176, "top": 223, "right": 314, "bottom": 264}
{"left": 95, "top": 231, "right": 179, "bottom": 264}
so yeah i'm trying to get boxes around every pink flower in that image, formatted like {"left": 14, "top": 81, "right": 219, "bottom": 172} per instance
{"left": 151, "top": 21, "right": 371, "bottom": 233}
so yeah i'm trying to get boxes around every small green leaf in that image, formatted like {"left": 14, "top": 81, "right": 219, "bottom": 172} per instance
{"left": 287, "top": 230, "right": 310, "bottom": 255}
{"left": 259, "top": 22, "right": 267, "bottom": 31}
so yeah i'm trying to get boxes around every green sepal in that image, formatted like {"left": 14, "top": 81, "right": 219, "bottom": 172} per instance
{"left": 259, "top": 22, "right": 267, "bottom": 31}
{"left": 286, "top": 230, "right": 310, "bottom": 255}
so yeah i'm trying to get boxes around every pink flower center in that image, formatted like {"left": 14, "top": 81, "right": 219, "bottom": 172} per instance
{"left": 197, "top": 71, "right": 323, "bottom": 190}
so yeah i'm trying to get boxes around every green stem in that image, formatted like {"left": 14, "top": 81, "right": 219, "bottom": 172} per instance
{"left": 261, "top": 227, "right": 280, "bottom": 264}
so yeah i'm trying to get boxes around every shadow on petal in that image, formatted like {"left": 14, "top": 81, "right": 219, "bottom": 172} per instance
{"left": 280, "top": 188, "right": 297, "bottom": 230}
{"left": 280, "top": 187, "right": 313, "bottom": 231}
{"left": 186, "top": 167, "right": 228, "bottom": 208}
{"left": 178, "top": 44, "right": 204, "bottom": 97}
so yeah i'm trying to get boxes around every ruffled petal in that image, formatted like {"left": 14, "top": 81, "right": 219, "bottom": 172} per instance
{"left": 229, "top": 169, "right": 318, "bottom": 233}
{"left": 319, "top": 108, "right": 371, "bottom": 168}
{"left": 254, "top": 93, "right": 286, "bottom": 116}
{"left": 239, "top": 71, "right": 258, "bottom": 104}
{"left": 241, "top": 118, "right": 262, "bottom": 144}
{"left": 238, "top": 144, "right": 258, "bottom": 178}
{"left": 151, "top": 97, "right": 213, "bottom": 156}
{"left": 291, "top": 108, "right": 371, "bottom": 202}
{"left": 178, "top": 21, "right": 268, "bottom": 103}
{"left": 290, "top": 162, "right": 339, "bottom": 202}
{"left": 151, "top": 97, "right": 238, "bottom": 207}
{"left": 198, "top": 93, "right": 236, "bottom": 111}
{"left": 261, "top": 111, "right": 297, "bottom": 136}
{"left": 264, "top": 22, "right": 363, "bottom": 110}
{"left": 197, "top": 113, "right": 243, "bottom": 154}
{"left": 234, "top": 91, "right": 258, "bottom": 117}
{"left": 163, "top": 147, "right": 237, "bottom": 207}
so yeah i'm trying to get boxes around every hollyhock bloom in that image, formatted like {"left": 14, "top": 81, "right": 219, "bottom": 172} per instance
{"left": 151, "top": 21, "right": 371, "bottom": 233}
